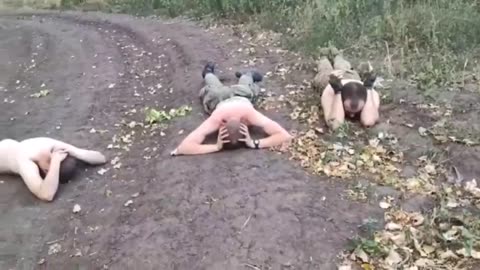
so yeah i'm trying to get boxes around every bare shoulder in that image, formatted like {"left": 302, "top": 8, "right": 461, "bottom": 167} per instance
{"left": 20, "top": 137, "right": 58, "bottom": 145}
{"left": 19, "top": 137, "right": 61, "bottom": 157}
{"left": 246, "top": 109, "right": 277, "bottom": 127}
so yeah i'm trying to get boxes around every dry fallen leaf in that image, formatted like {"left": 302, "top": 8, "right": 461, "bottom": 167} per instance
{"left": 414, "top": 258, "right": 435, "bottom": 267}
{"left": 385, "top": 248, "right": 402, "bottom": 266}
{"left": 439, "top": 249, "right": 459, "bottom": 260}
{"left": 456, "top": 248, "right": 480, "bottom": 259}
{"left": 379, "top": 201, "right": 392, "bottom": 209}
{"left": 418, "top": 127, "right": 428, "bottom": 137}
{"left": 97, "top": 168, "right": 108, "bottom": 175}
{"left": 72, "top": 204, "right": 81, "bottom": 214}
{"left": 351, "top": 248, "right": 370, "bottom": 263}
{"left": 48, "top": 243, "right": 62, "bottom": 255}
{"left": 409, "top": 213, "right": 425, "bottom": 226}
{"left": 338, "top": 265, "right": 352, "bottom": 270}
{"left": 385, "top": 222, "right": 403, "bottom": 231}
{"left": 111, "top": 156, "right": 120, "bottom": 165}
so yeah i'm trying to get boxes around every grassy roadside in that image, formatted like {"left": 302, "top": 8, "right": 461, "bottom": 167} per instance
{"left": 5, "top": 0, "right": 478, "bottom": 94}
{"left": 54, "top": 0, "right": 480, "bottom": 95}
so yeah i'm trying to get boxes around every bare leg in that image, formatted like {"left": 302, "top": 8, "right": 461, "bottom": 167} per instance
{"left": 321, "top": 84, "right": 345, "bottom": 130}
{"left": 360, "top": 89, "right": 380, "bottom": 127}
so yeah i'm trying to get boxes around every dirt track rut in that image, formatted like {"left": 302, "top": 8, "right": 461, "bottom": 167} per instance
{"left": 0, "top": 11, "right": 383, "bottom": 270}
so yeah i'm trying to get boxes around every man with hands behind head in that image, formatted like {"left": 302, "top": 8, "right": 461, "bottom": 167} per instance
{"left": 0, "top": 137, "right": 107, "bottom": 202}
{"left": 313, "top": 52, "right": 380, "bottom": 130}
{"left": 170, "top": 62, "right": 293, "bottom": 156}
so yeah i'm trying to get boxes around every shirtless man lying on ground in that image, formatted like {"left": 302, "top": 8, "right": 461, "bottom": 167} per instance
{"left": 170, "top": 62, "right": 293, "bottom": 156}
{"left": 313, "top": 53, "right": 380, "bottom": 130}
{"left": 0, "top": 137, "right": 107, "bottom": 202}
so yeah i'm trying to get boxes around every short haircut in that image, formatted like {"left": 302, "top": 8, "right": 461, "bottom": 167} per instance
{"left": 39, "top": 155, "right": 78, "bottom": 184}
{"left": 341, "top": 82, "right": 367, "bottom": 104}
{"left": 223, "top": 119, "right": 246, "bottom": 150}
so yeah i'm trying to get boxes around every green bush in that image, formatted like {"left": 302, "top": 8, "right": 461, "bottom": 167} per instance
{"left": 72, "top": 0, "right": 479, "bottom": 89}
{"left": 107, "top": 0, "right": 480, "bottom": 54}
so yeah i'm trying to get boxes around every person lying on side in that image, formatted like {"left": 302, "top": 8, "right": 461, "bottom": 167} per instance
{"left": 0, "top": 137, "right": 107, "bottom": 202}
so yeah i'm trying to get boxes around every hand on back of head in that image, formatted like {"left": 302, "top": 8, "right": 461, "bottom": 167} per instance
{"left": 217, "top": 119, "right": 254, "bottom": 150}
{"left": 329, "top": 70, "right": 344, "bottom": 93}
{"left": 51, "top": 148, "right": 68, "bottom": 162}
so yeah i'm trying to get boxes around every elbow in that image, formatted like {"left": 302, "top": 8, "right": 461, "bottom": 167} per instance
{"left": 361, "top": 118, "right": 377, "bottom": 128}
{"left": 282, "top": 130, "right": 294, "bottom": 143}
{"left": 98, "top": 154, "right": 107, "bottom": 164}
{"left": 35, "top": 190, "right": 55, "bottom": 202}
{"left": 38, "top": 193, "right": 55, "bottom": 202}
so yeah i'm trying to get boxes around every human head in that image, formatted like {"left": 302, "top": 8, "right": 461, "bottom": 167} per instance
{"left": 38, "top": 155, "right": 78, "bottom": 184}
{"left": 341, "top": 82, "right": 367, "bottom": 114}
{"left": 223, "top": 118, "right": 244, "bottom": 150}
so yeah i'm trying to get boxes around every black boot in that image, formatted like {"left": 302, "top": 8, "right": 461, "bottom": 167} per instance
{"left": 235, "top": 70, "right": 263, "bottom": 83}
{"left": 202, "top": 62, "right": 215, "bottom": 78}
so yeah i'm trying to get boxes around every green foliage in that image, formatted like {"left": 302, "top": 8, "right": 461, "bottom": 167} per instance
{"left": 61, "top": 0, "right": 86, "bottom": 8}
{"left": 62, "top": 0, "right": 480, "bottom": 91}
{"left": 144, "top": 105, "right": 192, "bottom": 125}
{"left": 105, "top": 0, "right": 480, "bottom": 54}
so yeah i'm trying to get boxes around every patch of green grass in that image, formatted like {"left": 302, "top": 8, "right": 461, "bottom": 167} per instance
{"left": 333, "top": 121, "right": 352, "bottom": 139}
{"left": 144, "top": 105, "right": 192, "bottom": 125}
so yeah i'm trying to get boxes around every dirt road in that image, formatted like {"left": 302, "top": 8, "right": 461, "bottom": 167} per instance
{"left": 0, "top": 11, "right": 388, "bottom": 270}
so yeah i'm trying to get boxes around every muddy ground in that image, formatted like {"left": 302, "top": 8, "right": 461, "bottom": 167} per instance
{"left": 0, "top": 10, "right": 478, "bottom": 270}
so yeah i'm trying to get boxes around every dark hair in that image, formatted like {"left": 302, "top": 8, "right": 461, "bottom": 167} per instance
{"left": 39, "top": 155, "right": 78, "bottom": 184}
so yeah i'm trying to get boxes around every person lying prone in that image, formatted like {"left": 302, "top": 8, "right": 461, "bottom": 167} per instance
{"left": 0, "top": 137, "right": 107, "bottom": 202}
{"left": 171, "top": 62, "right": 293, "bottom": 156}
{"left": 319, "top": 57, "right": 380, "bottom": 130}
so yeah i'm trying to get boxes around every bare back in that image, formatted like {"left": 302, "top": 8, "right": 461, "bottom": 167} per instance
{"left": 212, "top": 97, "right": 256, "bottom": 124}
{"left": 0, "top": 137, "right": 106, "bottom": 201}
{"left": 0, "top": 137, "right": 66, "bottom": 173}
{"left": 0, "top": 137, "right": 105, "bottom": 174}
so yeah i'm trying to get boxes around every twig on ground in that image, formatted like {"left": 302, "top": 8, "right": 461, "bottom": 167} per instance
{"left": 241, "top": 214, "right": 252, "bottom": 231}
{"left": 244, "top": 263, "right": 261, "bottom": 270}
{"left": 46, "top": 235, "right": 65, "bottom": 245}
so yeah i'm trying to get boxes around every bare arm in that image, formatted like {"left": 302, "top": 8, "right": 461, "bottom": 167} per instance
{"left": 246, "top": 110, "right": 293, "bottom": 149}
{"left": 54, "top": 142, "right": 107, "bottom": 165}
{"left": 18, "top": 158, "right": 61, "bottom": 202}
{"left": 360, "top": 89, "right": 380, "bottom": 127}
{"left": 174, "top": 116, "right": 222, "bottom": 155}
{"left": 321, "top": 85, "right": 345, "bottom": 130}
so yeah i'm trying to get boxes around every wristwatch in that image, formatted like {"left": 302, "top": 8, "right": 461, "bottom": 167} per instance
{"left": 253, "top": 139, "right": 260, "bottom": 149}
